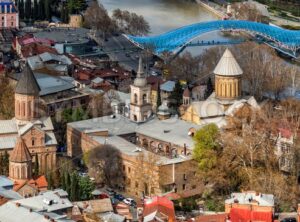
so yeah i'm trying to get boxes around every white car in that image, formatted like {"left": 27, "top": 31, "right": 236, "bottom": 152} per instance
{"left": 123, "top": 198, "right": 136, "bottom": 206}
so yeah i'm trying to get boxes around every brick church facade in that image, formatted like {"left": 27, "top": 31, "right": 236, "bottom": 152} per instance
{"left": 0, "top": 65, "right": 57, "bottom": 174}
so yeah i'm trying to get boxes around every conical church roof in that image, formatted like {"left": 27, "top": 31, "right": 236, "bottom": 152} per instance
{"left": 134, "top": 56, "right": 147, "bottom": 87}
{"left": 15, "top": 64, "right": 40, "bottom": 95}
{"left": 213, "top": 48, "right": 243, "bottom": 76}
{"left": 10, "top": 137, "right": 32, "bottom": 163}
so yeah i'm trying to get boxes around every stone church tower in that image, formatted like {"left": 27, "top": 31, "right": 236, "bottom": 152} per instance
{"left": 130, "top": 57, "right": 152, "bottom": 122}
{"left": 9, "top": 137, "right": 32, "bottom": 180}
{"left": 214, "top": 48, "right": 243, "bottom": 101}
{"left": 15, "top": 64, "right": 41, "bottom": 122}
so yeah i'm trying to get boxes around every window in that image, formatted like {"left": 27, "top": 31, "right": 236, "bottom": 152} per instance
{"left": 192, "top": 185, "right": 196, "bottom": 189}
{"left": 128, "top": 167, "right": 131, "bottom": 173}
{"left": 11, "top": 22, "right": 13, "bottom": 26}
{"left": 32, "top": 138, "right": 35, "bottom": 146}
{"left": 123, "top": 165, "right": 125, "bottom": 171}
{"left": 182, "top": 184, "right": 186, "bottom": 190}
{"left": 183, "top": 174, "right": 187, "bottom": 180}
{"left": 135, "top": 181, "right": 139, "bottom": 188}
{"left": 142, "top": 94, "right": 147, "bottom": 104}
{"left": 134, "top": 93, "right": 138, "bottom": 104}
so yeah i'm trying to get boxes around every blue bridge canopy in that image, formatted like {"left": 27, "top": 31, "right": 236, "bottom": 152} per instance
{"left": 124, "top": 20, "right": 300, "bottom": 56}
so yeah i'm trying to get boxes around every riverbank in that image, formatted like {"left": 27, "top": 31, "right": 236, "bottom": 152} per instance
{"left": 195, "top": 0, "right": 225, "bottom": 19}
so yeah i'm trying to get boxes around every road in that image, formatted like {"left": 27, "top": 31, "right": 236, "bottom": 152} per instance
{"left": 102, "top": 35, "right": 142, "bottom": 72}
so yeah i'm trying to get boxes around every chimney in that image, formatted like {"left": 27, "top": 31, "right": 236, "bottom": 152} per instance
{"left": 15, "top": 202, "right": 21, "bottom": 207}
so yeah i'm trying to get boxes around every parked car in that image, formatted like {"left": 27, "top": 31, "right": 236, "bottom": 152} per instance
{"left": 106, "top": 188, "right": 115, "bottom": 196}
{"left": 281, "top": 218, "right": 297, "bottom": 222}
{"left": 176, "top": 215, "right": 187, "bottom": 221}
{"left": 114, "top": 193, "right": 125, "bottom": 201}
{"left": 123, "top": 198, "right": 136, "bottom": 207}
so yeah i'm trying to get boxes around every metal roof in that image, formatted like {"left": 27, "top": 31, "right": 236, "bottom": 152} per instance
{"left": 213, "top": 48, "right": 243, "bottom": 76}
{"left": 0, "top": 119, "right": 17, "bottom": 135}
{"left": 0, "top": 176, "right": 14, "bottom": 189}
{"left": 160, "top": 81, "right": 175, "bottom": 92}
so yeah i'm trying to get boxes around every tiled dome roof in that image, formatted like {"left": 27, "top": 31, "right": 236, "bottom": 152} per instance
{"left": 10, "top": 137, "right": 32, "bottom": 163}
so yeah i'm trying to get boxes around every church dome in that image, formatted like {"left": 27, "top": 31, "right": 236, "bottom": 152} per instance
{"left": 213, "top": 48, "right": 243, "bottom": 76}
{"left": 134, "top": 77, "right": 147, "bottom": 87}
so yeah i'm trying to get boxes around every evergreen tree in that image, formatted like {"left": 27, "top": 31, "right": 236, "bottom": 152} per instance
{"left": 65, "top": 171, "right": 71, "bottom": 196}
{"left": 25, "top": 0, "right": 32, "bottom": 20}
{"left": 2, "top": 151, "right": 9, "bottom": 176}
{"left": 34, "top": 153, "right": 39, "bottom": 176}
{"left": 204, "top": 77, "right": 213, "bottom": 99}
{"left": 156, "top": 82, "right": 162, "bottom": 112}
{"left": 78, "top": 176, "right": 95, "bottom": 201}
{"left": 169, "top": 81, "right": 183, "bottom": 110}
{"left": 61, "top": 169, "right": 66, "bottom": 191}
{"left": 70, "top": 172, "right": 79, "bottom": 201}
{"left": 47, "top": 172, "right": 54, "bottom": 190}
{"left": 19, "top": 0, "right": 24, "bottom": 20}
{"left": 0, "top": 153, "right": 3, "bottom": 175}
{"left": 37, "top": 0, "right": 44, "bottom": 20}
{"left": 33, "top": 0, "right": 38, "bottom": 20}
{"left": 44, "top": 0, "right": 51, "bottom": 20}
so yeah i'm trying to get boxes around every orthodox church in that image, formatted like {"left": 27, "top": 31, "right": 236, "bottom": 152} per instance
{"left": 181, "top": 48, "right": 259, "bottom": 126}
{"left": 0, "top": 64, "right": 57, "bottom": 177}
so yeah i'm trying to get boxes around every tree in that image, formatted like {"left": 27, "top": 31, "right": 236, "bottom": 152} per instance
{"left": 0, "top": 75, "right": 14, "bottom": 120}
{"left": 65, "top": 170, "right": 71, "bottom": 196}
{"left": 34, "top": 153, "right": 39, "bottom": 176}
{"left": 33, "top": 0, "right": 38, "bottom": 20}
{"left": 169, "top": 81, "right": 183, "bottom": 111}
{"left": 67, "top": 0, "right": 86, "bottom": 14}
{"left": 85, "top": 145, "right": 124, "bottom": 188}
{"left": 25, "top": 0, "right": 32, "bottom": 20}
{"left": 193, "top": 124, "right": 220, "bottom": 172}
{"left": 112, "top": 9, "right": 150, "bottom": 36}
{"left": 204, "top": 77, "right": 213, "bottom": 99}
{"left": 232, "top": 2, "right": 269, "bottom": 23}
{"left": 37, "top": 0, "right": 44, "bottom": 20}
{"left": 84, "top": 1, "right": 115, "bottom": 39}
{"left": 19, "top": 0, "right": 24, "bottom": 20}
{"left": 78, "top": 176, "right": 95, "bottom": 200}
{"left": 47, "top": 172, "right": 54, "bottom": 190}
{"left": 156, "top": 82, "right": 162, "bottom": 112}
{"left": 44, "top": 0, "right": 50, "bottom": 20}
{"left": 2, "top": 151, "right": 9, "bottom": 176}
{"left": 70, "top": 171, "right": 79, "bottom": 201}
{"left": 87, "top": 93, "right": 112, "bottom": 118}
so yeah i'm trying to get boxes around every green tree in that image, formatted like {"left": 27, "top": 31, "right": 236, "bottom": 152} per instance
{"left": 25, "top": 0, "right": 32, "bottom": 20}
{"left": 47, "top": 172, "right": 54, "bottom": 190}
{"left": 67, "top": 0, "right": 86, "bottom": 14}
{"left": 33, "top": 0, "right": 38, "bottom": 20}
{"left": 79, "top": 176, "right": 95, "bottom": 200}
{"left": 65, "top": 170, "right": 71, "bottom": 196}
{"left": 19, "top": 0, "right": 24, "bottom": 20}
{"left": 205, "top": 77, "right": 213, "bottom": 99}
{"left": 37, "top": 0, "right": 45, "bottom": 20}
{"left": 34, "top": 153, "right": 39, "bottom": 176}
{"left": 2, "top": 151, "right": 9, "bottom": 176}
{"left": 70, "top": 172, "right": 79, "bottom": 201}
{"left": 156, "top": 82, "right": 162, "bottom": 112}
{"left": 44, "top": 0, "right": 50, "bottom": 20}
{"left": 169, "top": 81, "right": 183, "bottom": 110}
{"left": 193, "top": 124, "right": 220, "bottom": 172}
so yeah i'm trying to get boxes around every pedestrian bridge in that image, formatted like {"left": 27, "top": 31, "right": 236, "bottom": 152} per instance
{"left": 124, "top": 20, "right": 300, "bottom": 57}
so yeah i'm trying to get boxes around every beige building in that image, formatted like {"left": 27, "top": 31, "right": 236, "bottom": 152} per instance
{"left": 0, "top": 65, "right": 57, "bottom": 174}
{"left": 67, "top": 114, "right": 202, "bottom": 198}
{"left": 181, "top": 48, "right": 258, "bottom": 126}
{"left": 130, "top": 57, "right": 152, "bottom": 123}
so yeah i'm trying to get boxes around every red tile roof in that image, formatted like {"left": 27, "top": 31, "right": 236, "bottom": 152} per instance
{"left": 143, "top": 196, "right": 176, "bottom": 222}
{"left": 13, "top": 175, "right": 48, "bottom": 192}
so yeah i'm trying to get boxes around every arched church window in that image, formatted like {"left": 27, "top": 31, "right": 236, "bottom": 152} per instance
{"left": 142, "top": 94, "right": 147, "bottom": 104}
{"left": 134, "top": 93, "right": 138, "bottom": 104}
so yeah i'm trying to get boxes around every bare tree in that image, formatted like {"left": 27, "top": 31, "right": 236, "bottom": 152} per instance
{"left": 0, "top": 76, "right": 14, "bottom": 119}
{"left": 87, "top": 93, "right": 112, "bottom": 118}
{"left": 85, "top": 145, "right": 124, "bottom": 188}
{"left": 84, "top": 1, "right": 115, "bottom": 39}
{"left": 231, "top": 2, "right": 269, "bottom": 23}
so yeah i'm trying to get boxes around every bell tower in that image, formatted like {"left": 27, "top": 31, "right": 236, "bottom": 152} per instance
{"left": 130, "top": 56, "right": 152, "bottom": 122}
{"left": 15, "top": 64, "right": 41, "bottom": 122}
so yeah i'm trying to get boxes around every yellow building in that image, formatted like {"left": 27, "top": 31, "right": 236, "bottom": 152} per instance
{"left": 181, "top": 48, "right": 258, "bottom": 126}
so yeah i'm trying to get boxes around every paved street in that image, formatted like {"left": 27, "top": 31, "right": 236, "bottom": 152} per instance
{"left": 103, "top": 35, "right": 142, "bottom": 72}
